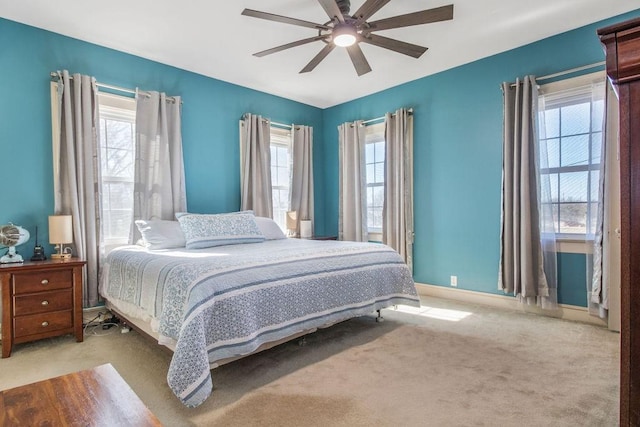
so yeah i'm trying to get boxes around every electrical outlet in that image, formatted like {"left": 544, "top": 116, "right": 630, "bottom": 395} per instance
{"left": 450, "top": 275, "right": 458, "bottom": 287}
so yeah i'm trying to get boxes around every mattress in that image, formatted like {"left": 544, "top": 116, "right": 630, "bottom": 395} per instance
{"left": 100, "top": 238, "right": 420, "bottom": 406}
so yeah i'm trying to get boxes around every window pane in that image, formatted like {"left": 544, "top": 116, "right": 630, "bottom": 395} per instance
{"left": 108, "top": 182, "right": 134, "bottom": 209}
{"left": 373, "top": 186, "right": 384, "bottom": 207}
{"left": 591, "top": 132, "right": 603, "bottom": 164}
{"left": 540, "top": 138, "right": 560, "bottom": 168}
{"left": 542, "top": 108, "right": 560, "bottom": 138}
{"left": 560, "top": 171, "right": 588, "bottom": 202}
{"left": 366, "top": 164, "right": 375, "bottom": 183}
{"left": 588, "top": 202, "right": 599, "bottom": 235}
{"left": 559, "top": 203, "right": 587, "bottom": 234}
{"left": 277, "top": 146, "right": 289, "bottom": 166}
{"left": 366, "top": 143, "right": 375, "bottom": 163}
{"left": 277, "top": 167, "right": 289, "bottom": 187}
{"left": 374, "top": 162, "right": 384, "bottom": 183}
{"left": 561, "top": 103, "right": 590, "bottom": 135}
{"left": 561, "top": 135, "right": 589, "bottom": 167}
{"left": 374, "top": 142, "right": 385, "bottom": 163}
{"left": 367, "top": 186, "right": 374, "bottom": 206}
{"left": 540, "top": 173, "right": 554, "bottom": 201}
{"left": 592, "top": 100, "right": 604, "bottom": 132}
{"left": 105, "top": 148, "right": 134, "bottom": 178}
{"left": 551, "top": 203, "right": 560, "bottom": 233}
{"left": 106, "top": 210, "right": 133, "bottom": 240}
{"left": 106, "top": 120, "right": 134, "bottom": 149}
{"left": 590, "top": 170, "right": 600, "bottom": 202}
{"left": 547, "top": 173, "right": 559, "bottom": 203}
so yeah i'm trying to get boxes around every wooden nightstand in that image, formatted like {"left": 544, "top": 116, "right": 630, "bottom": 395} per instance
{"left": 1, "top": 259, "right": 85, "bottom": 358}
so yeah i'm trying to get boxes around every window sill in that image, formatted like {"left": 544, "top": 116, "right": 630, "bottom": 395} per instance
{"left": 556, "top": 239, "right": 594, "bottom": 254}
{"left": 368, "top": 231, "right": 382, "bottom": 243}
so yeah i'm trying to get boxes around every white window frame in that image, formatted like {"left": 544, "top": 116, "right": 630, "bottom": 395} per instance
{"left": 538, "top": 71, "right": 605, "bottom": 253}
{"left": 97, "top": 92, "right": 137, "bottom": 252}
{"left": 365, "top": 122, "right": 385, "bottom": 240}
{"left": 270, "top": 126, "right": 292, "bottom": 232}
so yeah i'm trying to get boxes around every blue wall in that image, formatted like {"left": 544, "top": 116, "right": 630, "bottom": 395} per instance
{"left": 0, "top": 18, "right": 325, "bottom": 251}
{"left": 2, "top": 11, "right": 637, "bottom": 306}
{"left": 321, "top": 10, "right": 640, "bottom": 306}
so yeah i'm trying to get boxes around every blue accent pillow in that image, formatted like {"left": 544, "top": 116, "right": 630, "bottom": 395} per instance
{"left": 175, "top": 212, "right": 265, "bottom": 249}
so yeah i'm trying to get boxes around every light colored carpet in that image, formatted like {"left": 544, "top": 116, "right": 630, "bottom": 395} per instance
{"left": 0, "top": 297, "right": 619, "bottom": 426}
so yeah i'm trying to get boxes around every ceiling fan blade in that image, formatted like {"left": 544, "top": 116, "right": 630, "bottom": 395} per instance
{"left": 254, "top": 36, "right": 328, "bottom": 57}
{"left": 242, "top": 9, "right": 330, "bottom": 31}
{"left": 360, "top": 33, "right": 427, "bottom": 58}
{"left": 353, "top": 0, "right": 391, "bottom": 25}
{"left": 346, "top": 44, "right": 372, "bottom": 76}
{"left": 300, "top": 44, "right": 336, "bottom": 73}
{"left": 368, "top": 4, "right": 454, "bottom": 32}
{"left": 317, "top": 0, "right": 345, "bottom": 23}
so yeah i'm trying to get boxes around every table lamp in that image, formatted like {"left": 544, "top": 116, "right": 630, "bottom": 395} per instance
{"left": 49, "top": 215, "right": 73, "bottom": 260}
{"left": 286, "top": 211, "right": 297, "bottom": 237}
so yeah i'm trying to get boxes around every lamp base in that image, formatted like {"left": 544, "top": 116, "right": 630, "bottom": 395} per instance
{"left": 51, "top": 253, "right": 72, "bottom": 260}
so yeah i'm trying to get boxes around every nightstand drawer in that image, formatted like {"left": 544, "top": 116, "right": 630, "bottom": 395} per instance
{"left": 13, "top": 269, "right": 73, "bottom": 294}
{"left": 14, "top": 311, "right": 73, "bottom": 338}
{"left": 14, "top": 290, "right": 73, "bottom": 316}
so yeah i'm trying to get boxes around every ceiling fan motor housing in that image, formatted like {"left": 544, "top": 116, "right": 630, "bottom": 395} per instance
{"left": 336, "top": 0, "right": 351, "bottom": 15}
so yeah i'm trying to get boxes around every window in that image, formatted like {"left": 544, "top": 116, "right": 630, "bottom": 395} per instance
{"left": 270, "top": 126, "right": 292, "bottom": 232}
{"left": 365, "top": 122, "right": 385, "bottom": 234}
{"left": 538, "top": 72, "right": 605, "bottom": 238}
{"left": 97, "top": 93, "right": 136, "bottom": 249}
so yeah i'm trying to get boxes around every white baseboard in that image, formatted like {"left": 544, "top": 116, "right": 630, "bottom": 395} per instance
{"left": 415, "top": 282, "right": 609, "bottom": 327}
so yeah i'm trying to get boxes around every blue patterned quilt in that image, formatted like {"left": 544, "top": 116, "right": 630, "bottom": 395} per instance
{"left": 100, "top": 238, "right": 420, "bottom": 407}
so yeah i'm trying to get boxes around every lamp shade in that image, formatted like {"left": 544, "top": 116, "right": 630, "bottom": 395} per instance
{"left": 49, "top": 215, "right": 73, "bottom": 244}
{"left": 286, "top": 211, "right": 297, "bottom": 232}
{"left": 300, "top": 220, "right": 313, "bottom": 239}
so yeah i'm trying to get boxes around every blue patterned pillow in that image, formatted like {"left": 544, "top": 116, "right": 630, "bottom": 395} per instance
{"left": 176, "top": 212, "right": 265, "bottom": 249}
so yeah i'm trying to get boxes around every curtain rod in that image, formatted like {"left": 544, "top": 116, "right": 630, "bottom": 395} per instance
{"left": 240, "top": 116, "right": 298, "bottom": 130}
{"left": 508, "top": 62, "right": 606, "bottom": 87}
{"left": 271, "top": 121, "right": 292, "bottom": 129}
{"left": 50, "top": 72, "right": 180, "bottom": 104}
{"left": 537, "top": 61, "right": 605, "bottom": 82}
{"left": 362, "top": 108, "right": 414, "bottom": 125}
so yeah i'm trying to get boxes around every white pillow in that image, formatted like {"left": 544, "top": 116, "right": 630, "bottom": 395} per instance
{"left": 254, "top": 216, "right": 286, "bottom": 240}
{"left": 135, "top": 220, "right": 186, "bottom": 250}
{"left": 175, "top": 212, "right": 265, "bottom": 249}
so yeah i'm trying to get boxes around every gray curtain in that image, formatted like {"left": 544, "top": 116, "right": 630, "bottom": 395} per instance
{"left": 589, "top": 80, "right": 619, "bottom": 319}
{"left": 290, "top": 125, "right": 314, "bottom": 234}
{"left": 383, "top": 109, "right": 414, "bottom": 271}
{"left": 499, "top": 76, "right": 557, "bottom": 309}
{"left": 240, "top": 113, "right": 273, "bottom": 217}
{"left": 338, "top": 121, "right": 367, "bottom": 242}
{"left": 54, "top": 70, "right": 102, "bottom": 307}
{"left": 132, "top": 91, "right": 187, "bottom": 242}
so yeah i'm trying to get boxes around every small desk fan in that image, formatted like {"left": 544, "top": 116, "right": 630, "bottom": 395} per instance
{"left": 0, "top": 223, "right": 30, "bottom": 264}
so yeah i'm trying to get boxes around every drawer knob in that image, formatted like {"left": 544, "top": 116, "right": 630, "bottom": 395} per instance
{"left": 41, "top": 321, "right": 49, "bottom": 327}
{"left": 41, "top": 279, "right": 49, "bottom": 285}
{"left": 41, "top": 300, "right": 49, "bottom": 306}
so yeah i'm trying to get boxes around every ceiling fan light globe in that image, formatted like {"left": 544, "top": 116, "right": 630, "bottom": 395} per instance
{"left": 332, "top": 24, "right": 357, "bottom": 47}
{"left": 334, "top": 33, "right": 356, "bottom": 47}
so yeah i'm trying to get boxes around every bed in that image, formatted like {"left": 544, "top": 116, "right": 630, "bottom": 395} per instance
{"left": 99, "top": 213, "right": 420, "bottom": 407}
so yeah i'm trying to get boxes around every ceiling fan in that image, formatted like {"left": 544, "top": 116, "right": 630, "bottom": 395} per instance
{"left": 241, "top": 0, "right": 454, "bottom": 76}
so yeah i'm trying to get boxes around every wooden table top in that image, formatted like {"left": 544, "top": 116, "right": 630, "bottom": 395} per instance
{"left": 0, "top": 363, "right": 162, "bottom": 426}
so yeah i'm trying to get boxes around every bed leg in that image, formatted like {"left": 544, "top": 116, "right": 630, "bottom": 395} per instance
{"left": 376, "top": 310, "right": 385, "bottom": 323}
{"left": 298, "top": 336, "right": 307, "bottom": 347}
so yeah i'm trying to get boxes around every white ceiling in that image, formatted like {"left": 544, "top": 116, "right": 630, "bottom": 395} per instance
{"left": 2, "top": 0, "right": 639, "bottom": 108}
